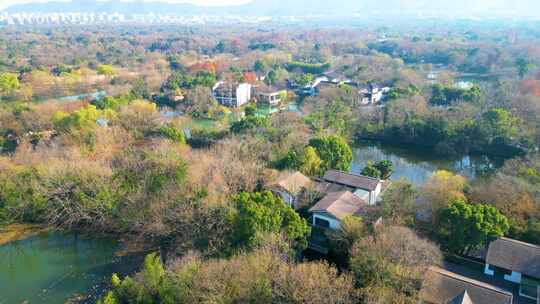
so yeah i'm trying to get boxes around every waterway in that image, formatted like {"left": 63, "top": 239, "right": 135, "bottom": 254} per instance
{"left": 0, "top": 231, "right": 142, "bottom": 304}
{"left": 351, "top": 141, "right": 505, "bottom": 185}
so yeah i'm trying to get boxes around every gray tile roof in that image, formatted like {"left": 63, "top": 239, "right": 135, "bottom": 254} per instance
{"left": 448, "top": 291, "right": 474, "bottom": 304}
{"left": 486, "top": 237, "right": 540, "bottom": 279}
{"left": 420, "top": 267, "right": 513, "bottom": 304}
{"left": 322, "top": 170, "right": 381, "bottom": 191}
{"left": 308, "top": 191, "right": 371, "bottom": 220}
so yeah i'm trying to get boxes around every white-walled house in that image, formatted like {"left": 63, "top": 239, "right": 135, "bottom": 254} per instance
{"left": 255, "top": 85, "right": 287, "bottom": 106}
{"left": 212, "top": 81, "right": 252, "bottom": 108}
{"left": 269, "top": 171, "right": 312, "bottom": 210}
{"left": 322, "top": 170, "right": 383, "bottom": 205}
{"left": 484, "top": 237, "right": 540, "bottom": 301}
{"left": 309, "top": 191, "right": 372, "bottom": 230}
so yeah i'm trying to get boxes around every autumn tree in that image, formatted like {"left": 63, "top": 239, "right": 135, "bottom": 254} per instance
{"left": 327, "top": 216, "right": 365, "bottom": 267}
{"left": 350, "top": 226, "right": 442, "bottom": 304}
{"left": 379, "top": 179, "right": 418, "bottom": 226}
{"left": 419, "top": 170, "right": 467, "bottom": 225}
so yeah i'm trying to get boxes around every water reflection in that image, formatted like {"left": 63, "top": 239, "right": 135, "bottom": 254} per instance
{"left": 351, "top": 141, "right": 504, "bottom": 185}
{"left": 0, "top": 232, "right": 141, "bottom": 304}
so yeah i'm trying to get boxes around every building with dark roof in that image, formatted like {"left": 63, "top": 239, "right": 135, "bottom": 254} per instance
{"left": 322, "top": 170, "right": 383, "bottom": 205}
{"left": 420, "top": 267, "right": 514, "bottom": 304}
{"left": 484, "top": 237, "right": 540, "bottom": 301}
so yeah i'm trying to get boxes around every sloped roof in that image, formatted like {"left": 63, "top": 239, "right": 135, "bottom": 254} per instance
{"left": 308, "top": 191, "right": 369, "bottom": 220}
{"left": 420, "top": 267, "right": 513, "bottom": 304}
{"left": 448, "top": 291, "right": 474, "bottom": 304}
{"left": 323, "top": 170, "right": 381, "bottom": 191}
{"left": 486, "top": 237, "right": 540, "bottom": 279}
{"left": 271, "top": 171, "right": 311, "bottom": 195}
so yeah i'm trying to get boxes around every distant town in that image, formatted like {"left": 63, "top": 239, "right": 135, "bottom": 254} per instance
{"left": 0, "top": 11, "right": 280, "bottom": 26}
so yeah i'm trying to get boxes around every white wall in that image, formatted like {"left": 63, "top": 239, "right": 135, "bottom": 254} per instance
{"left": 367, "top": 182, "right": 382, "bottom": 205}
{"left": 236, "top": 83, "right": 251, "bottom": 106}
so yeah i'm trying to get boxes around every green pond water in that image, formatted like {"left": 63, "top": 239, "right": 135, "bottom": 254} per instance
{"left": 0, "top": 232, "right": 142, "bottom": 304}
{"left": 352, "top": 141, "right": 504, "bottom": 185}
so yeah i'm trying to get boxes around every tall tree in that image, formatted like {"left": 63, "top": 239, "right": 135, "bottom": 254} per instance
{"left": 231, "top": 191, "right": 310, "bottom": 250}
{"left": 438, "top": 200, "right": 509, "bottom": 254}
{"left": 308, "top": 135, "right": 353, "bottom": 173}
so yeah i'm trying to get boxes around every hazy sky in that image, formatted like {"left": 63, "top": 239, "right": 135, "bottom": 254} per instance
{"left": 0, "top": 0, "right": 250, "bottom": 10}
{"left": 2, "top": 0, "right": 540, "bottom": 17}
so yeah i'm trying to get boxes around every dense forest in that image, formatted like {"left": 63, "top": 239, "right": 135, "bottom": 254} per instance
{"left": 0, "top": 22, "right": 539, "bottom": 304}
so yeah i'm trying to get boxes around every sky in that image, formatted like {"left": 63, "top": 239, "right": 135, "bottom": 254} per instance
{"left": 0, "top": 0, "right": 250, "bottom": 10}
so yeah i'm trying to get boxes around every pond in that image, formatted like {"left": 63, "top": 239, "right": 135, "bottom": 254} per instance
{"left": 0, "top": 231, "right": 142, "bottom": 304}
{"left": 351, "top": 141, "right": 505, "bottom": 185}
{"left": 57, "top": 91, "right": 108, "bottom": 102}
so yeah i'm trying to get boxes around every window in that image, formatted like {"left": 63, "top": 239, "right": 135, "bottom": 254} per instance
{"left": 314, "top": 217, "right": 330, "bottom": 228}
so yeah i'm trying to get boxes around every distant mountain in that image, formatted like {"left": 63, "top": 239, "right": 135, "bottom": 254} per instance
{"left": 4, "top": 0, "right": 540, "bottom": 18}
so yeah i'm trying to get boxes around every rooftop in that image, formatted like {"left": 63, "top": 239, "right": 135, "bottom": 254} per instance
{"left": 420, "top": 266, "right": 513, "bottom": 304}
{"left": 486, "top": 237, "right": 540, "bottom": 279}
{"left": 270, "top": 171, "right": 311, "bottom": 195}
{"left": 322, "top": 170, "right": 381, "bottom": 191}
{"left": 309, "top": 191, "right": 373, "bottom": 220}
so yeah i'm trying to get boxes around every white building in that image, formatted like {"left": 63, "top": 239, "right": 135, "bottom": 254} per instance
{"left": 309, "top": 191, "right": 372, "bottom": 230}
{"left": 321, "top": 170, "right": 383, "bottom": 205}
{"left": 213, "top": 82, "right": 252, "bottom": 108}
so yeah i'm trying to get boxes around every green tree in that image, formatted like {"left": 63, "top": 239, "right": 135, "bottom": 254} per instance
{"left": 361, "top": 161, "right": 382, "bottom": 178}
{"left": 479, "top": 108, "right": 520, "bottom": 145}
{"left": 157, "top": 125, "right": 186, "bottom": 144}
{"left": 97, "top": 64, "right": 118, "bottom": 76}
{"left": 230, "top": 116, "right": 268, "bottom": 133}
{"left": 296, "top": 73, "right": 313, "bottom": 86}
{"left": 279, "top": 146, "right": 323, "bottom": 176}
{"left": 254, "top": 59, "right": 268, "bottom": 74}
{"left": 244, "top": 105, "right": 256, "bottom": 117}
{"left": 0, "top": 73, "right": 20, "bottom": 96}
{"left": 231, "top": 191, "right": 310, "bottom": 250}
{"left": 98, "top": 253, "right": 176, "bottom": 304}
{"left": 438, "top": 200, "right": 509, "bottom": 254}
{"left": 308, "top": 135, "right": 353, "bottom": 173}
{"left": 375, "top": 160, "right": 394, "bottom": 179}
{"left": 515, "top": 58, "right": 535, "bottom": 78}
{"left": 266, "top": 70, "right": 278, "bottom": 85}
